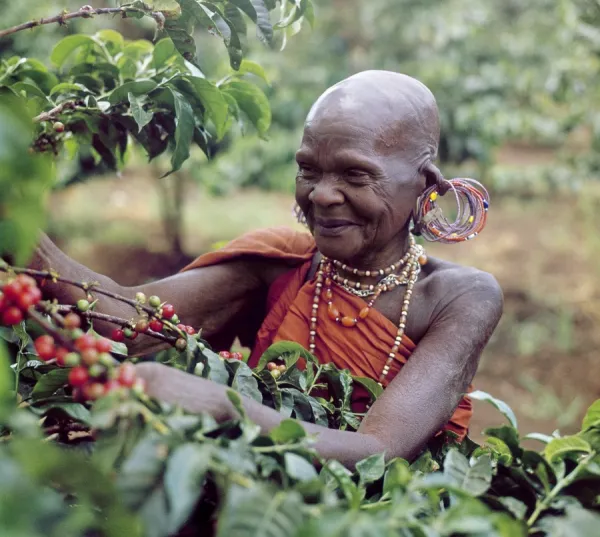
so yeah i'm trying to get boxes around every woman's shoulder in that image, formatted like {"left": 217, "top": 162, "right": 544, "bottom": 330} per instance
{"left": 422, "top": 257, "right": 503, "bottom": 311}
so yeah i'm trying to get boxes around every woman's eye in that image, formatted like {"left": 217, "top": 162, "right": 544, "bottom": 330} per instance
{"left": 346, "top": 169, "right": 369, "bottom": 179}
{"left": 298, "top": 165, "right": 317, "bottom": 176}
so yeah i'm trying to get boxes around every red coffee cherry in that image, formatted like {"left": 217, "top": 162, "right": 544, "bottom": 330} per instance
{"left": 111, "top": 328, "right": 125, "bottom": 342}
{"left": 219, "top": 351, "right": 231, "bottom": 359}
{"left": 162, "top": 304, "right": 175, "bottom": 319}
{"left": 95, "top": 338, "right": 112, "bottom": 353}
{"left": 149, "top": 320, "right": 163, "bottom": 333}
{"left": 75, "top": 333, "right": 96, "bottom": 352}
{"left": 267, "top": 362, "right": 277, "bottom": 371}
{"left": 185, "top": 325, "right": 196, "bottom": 335}
{"left": 2, "top": 306, "right": 23, "bottom": 326}
{"left": 55, "top": 347, "right": 69, "bottom": 367}
{"left": 117, "top": 362, "right": 137, "bottom": 387}
{"left": 53, "top": 121, "right": 65, "bottom": 133}
{"left": 2, "top": 280, "right": 24, "bottom": 302}
{"left": 68, "top": 366, "right": 89, "bottom": 387}
{"left": 231, "top": 352, "right": 243, "bottom": 360}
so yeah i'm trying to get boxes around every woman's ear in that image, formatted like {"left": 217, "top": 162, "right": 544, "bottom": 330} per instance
{"left": 421, "top": 161, "right": 450, "bottom": 195}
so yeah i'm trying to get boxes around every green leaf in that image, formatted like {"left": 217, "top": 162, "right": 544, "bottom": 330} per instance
{"left": 582, "top": 399, "right": 600, "bottom": 430}
{"left": 226, "top": 389, "right": 247, "bottom": 419}
{"left": 0, "top": 341, "right": 12, "bottom": 411}
{"left": 117, "top": 432, "right": 167, "bottom": 510}
{"left": 163, "top": 88, "right": 195, "bottom": 176}
{"left": 324, "top": 459, "right": 364, "bottom": 508}
{"left": 184, "top": 76, "right": 229, "bottom": 139}
{"left": 539, "top": 504, "right": 600, "bottom": 537}
{"left": 30, "top": 402, "right": 91, "bottom": 423}
{"left": 0, "top": 96, "right": 54, "bottom": 264}
{"left": 484, "top": 425, "right": 522, "bottom": 459}
{"left": 483, "top": 436, "right": 513, "bottom": 466}
{"left": 225, "top": 360, "right": 262, "bottom": 402}
{"left": 353, "top": 376, "right": 384, "bottom": 401}
{"left": 248, "top": 0, "right": 274, "bottom": 45}
{"left": 108, "top": 80, "right": 158, "bottom": 105}
{"left": 224, "top": 3, "right": 248, "bottom": 37}
{"left": 284, "top": 452, "right": 318, "bottom": 481}
{"left": 356, "top": 453, "right": 385, "bottom": 486}
{"left": 153, "top": 38, "right": 179, "bottom": 69}
{"left": 48, "top": 82, "right": 90, "bottom": 97}
{"left": 31, "top": 369, "right": 70, "bottom": 400}
{"left": 524, "top": 432, "right": 553, "bottom": 444}
{"left": 443, "top": 449, "right": 492, "bottom": 496}
{"left": 94, "top": 29, "right": 125, "bottom": 54}
{"left": 202, "top": 347, "right": 230, "bottom": 385}
{"left": 235, "top": 59, "right": 269, "bottom": 83}
{"left": 199, "top": 2, "right": 244, "bottom": 69}
{"left": 469, "top": 390, "right": 518, "bottom": 429}
{"left": 257, "top": 341, "right": 317, "bottom": 371}
{"left": 128, "top": 92, "right": 154, "bottom": 132}
{"left": 164, "top": 443, "right": 210, "bottom": 533}
{"left": 544, "top": 436, "right": 592, "bottom": 462}
{"left": 10, "top": 82, "right": 49, "bottom": 101}
{"left": 221, "top": 79, "right": 271, "bottom": 135}
{"left": 270, "top": 418, "right": 306, "bottom": 444}
{"left": 255, "top": 369, "right": 282, "bottom": 411}
{"left": 382, "top": 458, "right": 412, "bottom": 494}
{"left": 51, "top": 34, "right": 96, "bottom": 67}
{"left": 216, "top": 485, "right": 304, "bottom": 537}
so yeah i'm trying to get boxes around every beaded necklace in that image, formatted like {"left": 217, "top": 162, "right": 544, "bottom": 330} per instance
{"left": 309, "top": 237, "right": 427, "bottom": 385}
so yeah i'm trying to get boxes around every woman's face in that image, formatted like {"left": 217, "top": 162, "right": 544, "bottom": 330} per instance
{"left": 295, "top": 117, "right": 424, "bottom": 266}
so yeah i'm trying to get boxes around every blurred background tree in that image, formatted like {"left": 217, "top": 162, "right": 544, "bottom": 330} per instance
{"left": 1, "top": 0, "right": 599, "bottom": 439}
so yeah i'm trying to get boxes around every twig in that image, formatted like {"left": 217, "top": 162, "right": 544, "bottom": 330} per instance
{"left": 2, "top": 265, "right": 186, "bottom": 340}
{"left": 27, "top": 308, "right": 77, "bottom": 352}
{"left": 0, "top": 5, "right": 160, "bottom": 40}
{"left": 54, "top": 304, "right": 178, "bottom": 344}
{"left": 33, "top": 101, "right": 81, "bottom": 123}
{"left": 3, "top": 265, "right": 155, "bottom": 315}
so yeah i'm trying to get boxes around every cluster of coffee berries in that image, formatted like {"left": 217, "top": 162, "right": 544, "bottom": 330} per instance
{"left": 108, "top": 295, "right": 198, "bottom": 352}
{"left": 218, "top": 351, "right": 244, "bottom": 361}
{"left": 266, "top": 361, "right": 287, "bottom": 379}
{"left": 0, "top": 274, "right": 42, "bottom": 326}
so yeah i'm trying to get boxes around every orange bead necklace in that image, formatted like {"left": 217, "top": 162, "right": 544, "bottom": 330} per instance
{"left": 309, "top": 237, "right": 427, "bottom": 385}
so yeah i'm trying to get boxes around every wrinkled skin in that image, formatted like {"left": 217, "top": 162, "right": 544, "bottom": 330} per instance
{"left": 30, "top": 71, "right": 503, "bottom": 468}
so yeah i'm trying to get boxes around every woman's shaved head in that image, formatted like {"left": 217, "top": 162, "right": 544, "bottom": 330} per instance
{"left": 306, "top": 70, "right": 440, "bottom": 172}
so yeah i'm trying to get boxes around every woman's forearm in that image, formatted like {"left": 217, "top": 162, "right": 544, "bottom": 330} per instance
{"left": 28, "top": 233, "right": 167, "bottom": 355}
{"left": 136, "top": 363, "right": 392, "bottom": 469}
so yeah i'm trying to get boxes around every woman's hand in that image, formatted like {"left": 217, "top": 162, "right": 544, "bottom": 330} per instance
{"left": 135, "top": 362, "right": 235, "bottom": 422}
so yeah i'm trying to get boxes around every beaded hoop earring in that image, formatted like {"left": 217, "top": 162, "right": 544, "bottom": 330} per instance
{"left": 414, "top": 177, "right": 490, "bottom": 243}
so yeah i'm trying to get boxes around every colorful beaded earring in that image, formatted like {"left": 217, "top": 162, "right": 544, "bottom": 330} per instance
{"left": 413, "top": 163, "right": 490, "bottom": 244}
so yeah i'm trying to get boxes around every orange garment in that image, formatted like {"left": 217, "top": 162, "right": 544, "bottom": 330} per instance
{"left": 182, "top": 227, "right": 472, "bottom": 439}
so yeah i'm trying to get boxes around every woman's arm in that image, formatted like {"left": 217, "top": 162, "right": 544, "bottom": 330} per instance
{"left": 29, "top": 233, "right": 271, "bottom": 355}
{"left": 136, "top": 270, "right": 504, "bottom": 468}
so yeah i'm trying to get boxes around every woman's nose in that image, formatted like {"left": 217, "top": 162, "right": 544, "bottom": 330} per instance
{"left": 309, "top": 177, "right": 344, "bottom": 207}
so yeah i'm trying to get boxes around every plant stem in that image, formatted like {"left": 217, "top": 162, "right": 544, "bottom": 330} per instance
{"left": 2, "top": 265, "right": 155, "bottom": 316}
{"left": 252, "top": 442, "right": 310, "bottom": 453}
{"left": 306, "top": 365, "right": 323, "bottom": 396}
{"left": 526, "top": 452, "right": 595, "bottom": 527}
{"left": 33, "top": 100, "right": 82, "bottom": 123}
{"left": 0, "top": 5, "right": 158, "bottom": 40}
{"left": 27, "top": 308, "right": 77, "bottom": 352}
{"left": 53, "top": 305, "right": 177, "bottom": 344}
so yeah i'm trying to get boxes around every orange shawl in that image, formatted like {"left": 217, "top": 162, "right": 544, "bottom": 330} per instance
{"left": 182, "top": 227, "right": 472, "bottom": 439}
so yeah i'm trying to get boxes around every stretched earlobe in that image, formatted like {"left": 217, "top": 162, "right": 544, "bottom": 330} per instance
{"left": 421, "top": 161, "right": 451, "bottom": 196}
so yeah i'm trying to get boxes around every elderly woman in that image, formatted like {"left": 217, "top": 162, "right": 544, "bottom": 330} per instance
{"left": 32, "top": 70, "right": 503, "bottom": 467}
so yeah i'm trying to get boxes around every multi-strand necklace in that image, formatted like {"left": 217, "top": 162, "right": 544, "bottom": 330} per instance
{"left": 309, "top": 235, "right": 427, "bottom": 386}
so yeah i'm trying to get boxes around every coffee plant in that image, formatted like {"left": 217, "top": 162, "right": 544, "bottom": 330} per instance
{"left": 1, "top": 3, "right": 600, "bottom": 537}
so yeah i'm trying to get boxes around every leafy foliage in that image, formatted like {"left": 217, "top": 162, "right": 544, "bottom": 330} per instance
{"left": 2, "top": 319, "right": 600, "bottom": 537}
